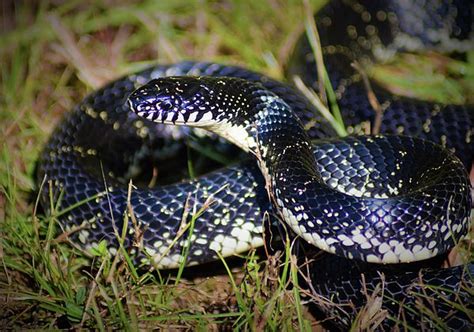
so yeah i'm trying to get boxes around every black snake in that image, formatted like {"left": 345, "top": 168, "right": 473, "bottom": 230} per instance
{"left": 37, "top": 0, "right": 474, "bottom": 329}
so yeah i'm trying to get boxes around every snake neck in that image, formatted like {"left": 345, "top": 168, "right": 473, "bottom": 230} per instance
{"left": 128, "top": 75, "right": 320, "bottom": 178}
{"left": 206, "top": 84, "right": 320, "bottom": 182}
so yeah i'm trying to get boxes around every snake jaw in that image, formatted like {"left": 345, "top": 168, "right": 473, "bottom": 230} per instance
{"left": 129, "top": 76, "right": 223, "bottom": 127}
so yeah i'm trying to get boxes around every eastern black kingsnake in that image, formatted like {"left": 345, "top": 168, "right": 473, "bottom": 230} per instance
{"left": 37, "top": 0, "right": 474, "bottom": 329}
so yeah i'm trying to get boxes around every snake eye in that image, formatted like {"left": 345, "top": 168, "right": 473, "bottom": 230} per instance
{"left": 158, "top": 99, "right": 173, "bottom": 112}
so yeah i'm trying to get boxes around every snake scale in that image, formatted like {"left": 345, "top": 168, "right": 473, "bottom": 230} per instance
{"left": 37, "top": 0, "right": 473, "bottom": 330}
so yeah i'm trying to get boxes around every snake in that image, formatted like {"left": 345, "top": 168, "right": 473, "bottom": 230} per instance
{"left": 37, "top": 0, "right": 473, "bottom": 330}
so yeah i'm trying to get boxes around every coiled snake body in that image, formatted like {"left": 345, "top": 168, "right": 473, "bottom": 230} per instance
{"left": 38, "top": 0, "right": 473, "bottom": 329}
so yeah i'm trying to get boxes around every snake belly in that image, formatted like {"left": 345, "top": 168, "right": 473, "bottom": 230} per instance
{"left": 37, "top": 0, "right": 474, "bottom": 330}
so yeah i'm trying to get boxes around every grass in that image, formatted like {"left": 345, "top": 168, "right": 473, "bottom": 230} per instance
{"left": 1, "top": 0, "right": 473, "bottom": 330}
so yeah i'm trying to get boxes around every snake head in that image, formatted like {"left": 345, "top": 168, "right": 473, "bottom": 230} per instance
{"left": 128, "top": 76, "right": 231, "bottom": 125}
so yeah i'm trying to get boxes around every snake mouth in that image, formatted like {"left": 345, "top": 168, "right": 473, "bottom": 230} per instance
{"left": 128, "top": 88, "right": 201, "bottom": 126}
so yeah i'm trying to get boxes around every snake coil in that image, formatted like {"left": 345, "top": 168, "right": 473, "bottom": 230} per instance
{"left": 38, "top": 0, "right": 473, "bottom": 329}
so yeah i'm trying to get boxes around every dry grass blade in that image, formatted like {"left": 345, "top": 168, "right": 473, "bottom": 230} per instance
{"left": 351, "top": 273, "right": 388, "bottom": 331}
{"left": 351, "top": 61, "right": 384, "bottom": 135}
{"left": 293, "top": 75, "right": 347, "bottom": 136}
{"left": 303, "top": 0, "right": 327, "bottom": 107}
{"left": 48, "top": 14, "right": 109, "bottom": 88}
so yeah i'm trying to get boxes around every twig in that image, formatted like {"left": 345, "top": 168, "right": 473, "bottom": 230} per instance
{"left": 126, "top": 180, "right": 146, "bottom": 250}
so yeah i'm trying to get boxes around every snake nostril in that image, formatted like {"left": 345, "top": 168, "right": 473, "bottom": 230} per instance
{"left": 128, "top": 91, "right": 142, "bottom": 112}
